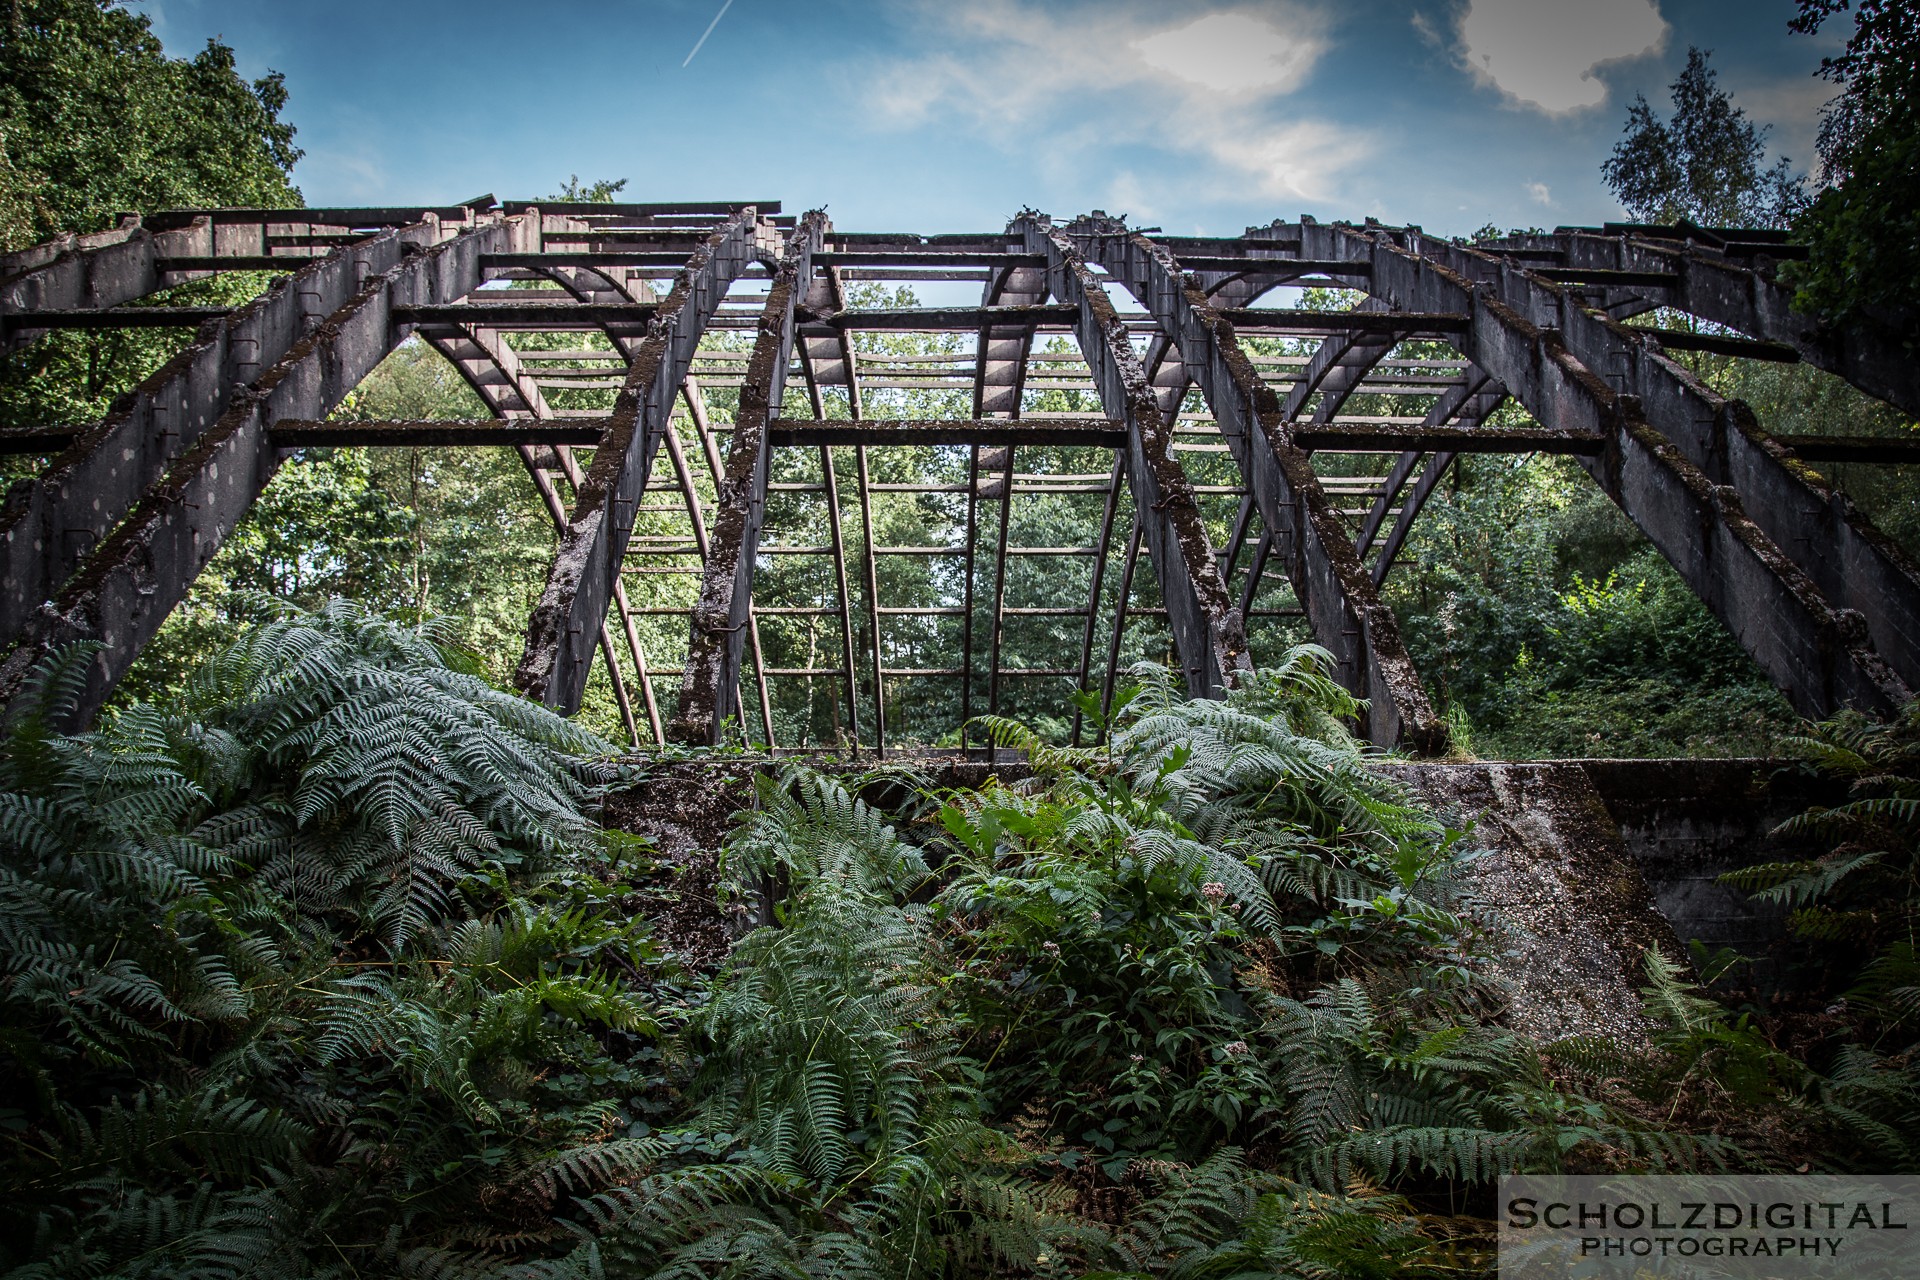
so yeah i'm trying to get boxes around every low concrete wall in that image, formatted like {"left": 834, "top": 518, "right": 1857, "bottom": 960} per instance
{"left": 1580, "top": 758, "right": 1846, "bottom": 992}
{"left": 1382, "top": 762, "right": 1678, "bottom": 1049}
{"left": 608, "top": 752, "right": 1839, "bottom": 1001}
{"left": 1397, "top": 759, "right": 1843, "bottom": 997}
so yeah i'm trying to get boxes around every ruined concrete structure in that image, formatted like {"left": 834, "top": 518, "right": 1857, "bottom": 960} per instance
{"left": 609, "top": 751, "right": 1848, "bottom": 1040}
{"left": 3, "top": 198, "right": 1916, "bottom": 748}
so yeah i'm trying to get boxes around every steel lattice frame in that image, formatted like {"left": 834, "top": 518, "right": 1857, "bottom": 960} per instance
{"left": 2, "top": 198, "right": 1916, "bottom": 751}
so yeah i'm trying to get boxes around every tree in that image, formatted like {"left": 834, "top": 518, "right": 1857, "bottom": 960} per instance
{"left": 1601, "top": 46, "right": 1804, "bottom": 228}
{"left": 1785, "top": 0, "right": 1919, "bottom": 341}
{"left": 553, "top": 174, "right": 629, "bottom": 203}
{"left": 0, "top": 0, "right": 304, "bottom": 505}
{"left": 0, "top": 0, "right": 300, "bottom": 250}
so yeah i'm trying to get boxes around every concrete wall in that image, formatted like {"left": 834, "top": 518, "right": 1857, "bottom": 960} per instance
{"left": 1382, "top": 760, "right": 1677, "bottom": 1049}
{"left": 1386, "top": 758, "right": 1854, "bottom": 997}
{"left": 608, "top": 752, "right": 1840, "bottom": 1003}
{"left": 1581, "top": 758, "right": 1847, "bottom": 992}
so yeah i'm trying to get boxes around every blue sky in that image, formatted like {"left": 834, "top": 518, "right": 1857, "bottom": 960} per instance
{"left": 129, "top": 0, "right": 1841, "bottom": 238}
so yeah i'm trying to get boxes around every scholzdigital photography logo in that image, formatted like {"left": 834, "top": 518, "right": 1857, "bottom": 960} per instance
{"left": 1498, "top": 1175, "right": 1920, "bottom": 1277}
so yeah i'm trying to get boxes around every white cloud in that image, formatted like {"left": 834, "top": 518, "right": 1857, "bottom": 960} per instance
{"left": 861, "top": 2, "right": 1366, "bottom": 205}
{"left": 1107, "top": 170, "right": 1154, "bottom": 220}
{"left": 1526, "top": 180, "right": 1554, "bottom": 206}
{"left": 1205, "top": 122, "right": 1358, "bottom": 202}
{"left": 1457, "top": 0, "right": 1668, "bottom": 113}
{"left": 1131, "top": 13, "right": 1324, "bottom": 96}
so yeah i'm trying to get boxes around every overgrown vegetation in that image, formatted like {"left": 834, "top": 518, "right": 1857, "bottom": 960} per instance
{"left": 1721, "top": 702, "right": 1920, "bottom": 1171}
{"left": 0, "top": 0, "right": 300, "bottom": 251}
{"left": 1783, "top": 0, "right": 1919, "bottom": 344}
{"left": 7, "top": 612, "right": 1915, "bottom": 1276}
{"left": 1382, "top": 456, "right": 1797, "bottom": 760}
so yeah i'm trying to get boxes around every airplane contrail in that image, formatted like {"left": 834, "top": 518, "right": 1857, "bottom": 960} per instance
{"left": 682, "top": 0, "right": 736, "bottom": 67}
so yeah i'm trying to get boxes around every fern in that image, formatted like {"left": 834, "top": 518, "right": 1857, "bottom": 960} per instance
{"left": 3, "top": 622, "right": 1849, "bottom": 1273}
{"left": 0, "top": 611, "right": 663, "bottom": 1275}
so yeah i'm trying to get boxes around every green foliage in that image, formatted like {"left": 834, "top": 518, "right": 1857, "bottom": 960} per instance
{"left": 933, "top": 655, "right": 1717, "bottom": 1207}
{"left": 1727, "top": 703, "right": 1920, "bottom": 1035}
{"left": 8, "top": 612, "right": 1894, "bottom": 1273}
{"left": 551, "top": 175, "right": 629, "bottom": 203}
{"left": 1601, "top": 47, "right": 1804, "bottom": 228}
{"left": 0, "top": 606, "right": 670, "bottom": 1276}
{"left": 1385, "top": 453, "right": 1795, "bottom": 758}
{"left": 1719, "top": 699, "right": 1920, "bottom": 1170}
{"left": 122, "top": 338, "right": 579, "bottom": 729}
{"left": 1784, "top": 0, "right": 1920, "bottom": 340}
{"left": 172, "top": 599, "right": 620, "bottom": 947}
{"left": 1635, "top": 948, "right": 1808, "bottom": 1109}
{"left": 1077, "top": 1150, "right": 1480, "bottom": 1279}
{"left": 0, "top": 0, "right": 300, "bottom": 249}
{"left": 600, "top": 650, "right": 1719, "bottom": 1275}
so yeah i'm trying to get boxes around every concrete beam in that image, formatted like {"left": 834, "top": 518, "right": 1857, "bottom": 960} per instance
{"left": 390, "top": 302, "right": 659, "bottom": 329}
{"left": 412, "top": 315, "right": 657, "bottom": 749}
{"left": 1015, "top": 214, "right": 1253, "bottom": 700}
{"left": 272, "top": 418, "right": 604, "bottom": 447}
{"left": 140, "top": 203, "right": 502, "bottom": 232}
{"left": 802, "top": 304, "right": 1078, "bottom": 332}
{"left": 515, "top": 208, "right": 764, "bottom": 713}
{"left": 1215, "top": 308, "right": 1469, "bottom": 336}
{"left": 1398, "top": 228, "right": 1920, "bottom": 694}
{"left": 1638, "top": 328, "right": 1800, "bottom": 362}
{"left": 0, "top": 218, "right": 139, "bottom": 278}
{"left": 769, "top": 417, "right": 1125, "bottom": 447}
{"left": 673, "top": 214, "right": 828, "bottom": 745}
{"left": 35, "top": 414, "right": 1790, "bottom": 460}
{"left": 1078, "top": 219, "right": 1445, "bottom": 753}
{"left": 1537, "top": 228, "right": 1920, "bottom": 415}
{"left": 498, "top": 199, "right": 780, "bottom": 221}
{"left": 1275, "top": 220, "right": 1908, "bottom": 717}
{"left": 1774, "top": 435, "right": 1920, "bottom": 465}
{"left": 1294, "top": 422, "right": 1591, "bottom": 455}
{"left": 1, "top": 306, "right": 230, "bottom": 331}
{"left": 1, "top": 216, "right": 211, "bottom": 352}
{"left": 1356, "top": 370, "right": 1507, "bottom": 570}
{"left": 0, "top": 213, "right": 526, "bottom": 727}
{"left": 0, "top": 213, "right": 470, "bottom": 654}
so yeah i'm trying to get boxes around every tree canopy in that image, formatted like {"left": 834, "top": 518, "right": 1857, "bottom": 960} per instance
{"left": 1785, "top": 0, "right": 1920, "bottom": 341}
{"left": 1600, "top": 46, "right": 1804, "bottom": 228}
{"left": 0, "top": 0, "right": 300, "bottom": 252}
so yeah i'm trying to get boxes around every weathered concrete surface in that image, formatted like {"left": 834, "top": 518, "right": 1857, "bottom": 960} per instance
{"left": 0, "top": 216, "right": 458, "bottom": 654}
{"left": 671, "top": 215, "right": 826, "bottom": 745}
{"left": 1, "top": 215, "right": 210, "bottom": 353}
{"left": 1526, "top": 228, "right": 1920, "bottom": 418}
{"left": 1081, "top": 219, "right": 1444, "bottom": 752}
{"left": 1019, "top": 215, "right": 1253, "bottom": 701}
{"left": 516, "top": 209, "right": 764, "bottom": 713}
{"left": 0, "top": 214, "right": 527, "bottom": 726}
{"left": 1397, "top": 758, "right": 1855, "bottom": 1002}
{"left": 1583, "top": 758, "right": 1848, "bottom": 993}
{"left": 1402, "top": 230, "right": 1920, "bottom": 694}
{"left": 1276, "top": 220, "right": 1908, "bottom": 719}
{"left": 1383, "top": 761, "right": 1677, "bottom": 1050}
